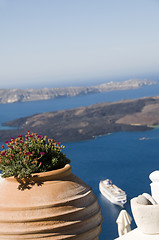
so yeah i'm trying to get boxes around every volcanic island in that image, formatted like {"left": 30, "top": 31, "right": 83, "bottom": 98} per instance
{"left": 1, "top": 96, "right": 159, "bottom": 142}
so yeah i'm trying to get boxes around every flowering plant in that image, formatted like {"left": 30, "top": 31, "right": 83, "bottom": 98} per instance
{"left": 0, "top": 131, "right": 70, "bottom": 178}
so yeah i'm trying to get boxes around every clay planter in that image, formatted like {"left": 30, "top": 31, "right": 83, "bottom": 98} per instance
{"left": 131, "top": 197, "right": 159, "bottom": 234}
{"left": 0, "top": 164, "right": 102, "bottom": 239}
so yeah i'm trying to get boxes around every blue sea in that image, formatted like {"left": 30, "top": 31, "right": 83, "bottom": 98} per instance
{"left": 1, "top": 83, "right": 159, "bottom": 239}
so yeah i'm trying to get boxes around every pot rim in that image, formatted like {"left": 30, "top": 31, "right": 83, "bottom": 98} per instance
{"left": 6, "top": 164, "right": 72, "bottom": 183}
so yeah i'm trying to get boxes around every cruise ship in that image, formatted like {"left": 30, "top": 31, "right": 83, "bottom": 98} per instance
{"left": 99, "top": 179, "right": 127, "bottom": 207}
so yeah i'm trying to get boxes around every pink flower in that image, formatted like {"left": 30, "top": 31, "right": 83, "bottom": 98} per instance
{"left": 25, "top": 152, "right": 31, "bottom": 156}
{"left": 18, "top": 135, "right": 23, "bottom": 138}
{"left": 1, "top": 145, "right": 4, "bottom": 149}
{"left": 40, "top": 152, "right": 45, "bottom": 155}
{"left": 5, "top": 141, "right": 9, "bottom": 144}
{"left": 19, "top": 140, "right": 23, "bottom": 143}
{"left": 1, "top": 151, "right": 6, "bottom": 156}
{"left": 38, "top": 135, "right": 42, "bottom": 138}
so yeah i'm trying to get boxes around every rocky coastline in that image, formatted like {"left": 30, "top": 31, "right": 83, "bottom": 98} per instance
{"left": 1, "top": 96, "right": 159, "bottom": 143}
{"left": 0, "top": 79, "right": 155, "bottom": 104}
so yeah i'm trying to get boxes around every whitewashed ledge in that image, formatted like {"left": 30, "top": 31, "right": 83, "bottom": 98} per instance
{"left": 115, "top": 228, "right": 159, "bottom": 240}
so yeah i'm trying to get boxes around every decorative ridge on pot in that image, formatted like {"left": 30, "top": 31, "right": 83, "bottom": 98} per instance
{"left": 6, "top": 164, "right": 72, "bottom": 183}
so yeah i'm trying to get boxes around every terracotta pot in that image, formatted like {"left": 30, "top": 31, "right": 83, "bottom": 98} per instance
{"left": 0, "top": 164, "right": 102, "bottom": 239}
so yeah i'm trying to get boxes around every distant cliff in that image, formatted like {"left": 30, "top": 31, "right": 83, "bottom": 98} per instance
{"left": 1, "top": 96, "right": 159, "bottom": 143}
{"left": 0, "top": 79, "right": 155, "bottom": 104}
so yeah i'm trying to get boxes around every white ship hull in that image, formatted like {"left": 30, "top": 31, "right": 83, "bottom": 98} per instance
{"left": 99, "top": 180, "right": 127, "bottom": 207}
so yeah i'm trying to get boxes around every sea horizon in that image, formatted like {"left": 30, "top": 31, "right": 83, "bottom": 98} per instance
{"left": 1, "top": 73, "right": 159, "bottom": 89}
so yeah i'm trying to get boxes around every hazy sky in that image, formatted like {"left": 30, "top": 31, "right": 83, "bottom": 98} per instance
{"left": 0, "top": 0, "right": 159, "bottom": 88}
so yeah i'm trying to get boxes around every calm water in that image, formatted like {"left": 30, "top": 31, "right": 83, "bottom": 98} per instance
{"left": 64, "top": 129, "right": 159, "bottom": 239}
{"left": 0, "top": 84, "right": 159, "bottom": 239}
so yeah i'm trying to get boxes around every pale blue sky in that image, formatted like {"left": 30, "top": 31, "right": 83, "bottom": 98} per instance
{"left": 0, "top": 0, "right": 159, "bottom": 88}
